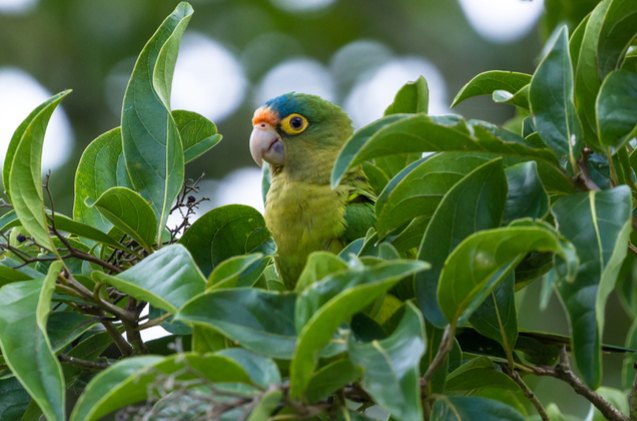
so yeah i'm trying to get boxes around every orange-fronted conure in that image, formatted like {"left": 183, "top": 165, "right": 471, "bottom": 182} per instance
{"left": 250, "top": 92, "right": 375, "bottom": 288}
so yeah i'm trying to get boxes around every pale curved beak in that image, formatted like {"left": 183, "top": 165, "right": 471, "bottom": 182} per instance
{"left": 249, "top": 123, "right": 284, "bottom": 167}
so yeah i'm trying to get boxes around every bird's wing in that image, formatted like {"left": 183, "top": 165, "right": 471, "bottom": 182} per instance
{"left": 341, "top": 169, "right": 376, "bottom": 243}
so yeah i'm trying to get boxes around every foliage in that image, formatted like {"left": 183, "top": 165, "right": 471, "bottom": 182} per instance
{"left": 0, "top": 1, "right": 636, "bottom": 420}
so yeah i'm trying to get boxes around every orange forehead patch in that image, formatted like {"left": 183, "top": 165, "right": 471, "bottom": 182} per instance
{"left": 252, "top": 107, "right": 279, "bottom": 126}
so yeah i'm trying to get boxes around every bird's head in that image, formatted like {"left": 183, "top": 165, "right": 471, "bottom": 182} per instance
{"left": 249, "top": 93, "right": 353, "bottom": 177}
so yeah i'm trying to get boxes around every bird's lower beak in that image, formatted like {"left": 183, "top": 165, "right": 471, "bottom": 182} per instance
{"left": 250, "top": 123, "right": 284, "bottom": 167}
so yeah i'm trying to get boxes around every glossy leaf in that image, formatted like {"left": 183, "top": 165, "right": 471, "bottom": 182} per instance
{"left": 6, "top": 90, "right": 70, "bottom": 252}
{"left": 384, "top": 76, "right": 429, "bottom": 115}
{"left": 552, "top": 186, "right": 632, "bottom": 387}
{"left": 445, "top": 357, "right": 527, "bottom": 413}
{"left": 216, "top": 348, "right": 281, "bottom": 389}
{"left": 47, "top": 311, "right": 98, "bottom": 352}
{"left": 92, "top": 186, "right": 157, "bottom": 251}
{"left": 180, "top": 204, "right": 272, "bottom": 276}
{"left": 295, "top": 251, "right": 348, "bottom": 293}
{"left": 437, "top": 222, "right": 578, "bottom": 326}
{"left": 530, "top": 26, "right": 582, "bottom": 163}
{"left": 376, "top": 152, "right": 492, "bottom": 238}
{"left": 70, "top": 353, "right": 250, "bottom": 421}
{"left": 572, "top": 1, "right": 609, "bottom": 150}
{"left": 503, "top": 161, "right": 549, "bottom": 223}
{"left": 93, "top": 244, "right": 205, "bottom": 313}
{"left": 0, "top": 262, "right": 65, "bottom": 421}
{"left": 173, "top": 109, "right": 222, "bottom": 162}
{"left": 207, "top": 253, "right": 269, "bottom": 290}
{"left": 121, "top": 2, "right": 192, "bottom": 242}
{"left": 349, "top": 302, "right": 425, "bottom": 421}
{"left": 290, "top": 260, "right": 428, "bottom": 398}
{"left": 50, "top": 213, "right": 122, "bottom": 248}
{"left": 468, "top": 274, "right": 517, "bottom": 360}
{"left": 0, "top": 378, "right": 30, "bottom": 421}
{"left": 596, "top": 69, "right": 637, "bottom": 150}
{"left": 416, "top": 159, "right": 507, "bottom": 327}
{"left": 452, "top": 71, "right": 531, "bottom": 107}
{"left": 306, "top": 358, "right": 361, "bottom": 403}
{"left": 597, "top": 0, "right": 637, "bottom": 77}
{"left": 177, "top": 288, "right": 297, "bottom": 359}
{"left": 331, "top": 114, "right": 556, "bottom": 188}
{"left": 431, "top": 395, "right": 525, "bottom": 421}
{"left": 73, "top": 127, "right": 130, "bottom": 233}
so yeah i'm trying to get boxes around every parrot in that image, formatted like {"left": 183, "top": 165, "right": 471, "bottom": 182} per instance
{"left": 249, "top": 92, "right": 375, "bottom": 289}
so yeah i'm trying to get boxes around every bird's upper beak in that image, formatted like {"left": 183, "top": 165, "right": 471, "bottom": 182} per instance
{"left": 250, "top": 107, "right": 284, "bottom": 167}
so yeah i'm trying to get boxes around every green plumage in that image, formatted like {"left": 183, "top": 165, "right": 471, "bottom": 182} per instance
{"left": 257, "top": 93, "right": 375, "bottom": 288}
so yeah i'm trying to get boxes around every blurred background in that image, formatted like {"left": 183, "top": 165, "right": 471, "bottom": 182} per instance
{"left": 0, "top": 0, "right": 627, "bottom": 418}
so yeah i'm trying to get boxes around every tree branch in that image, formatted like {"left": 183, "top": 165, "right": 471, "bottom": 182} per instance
{"left": 529, "top": 347, "right": 629, "bottom": 421}
{"left": 58, "top": 354, "right": 110, "bottom": 371}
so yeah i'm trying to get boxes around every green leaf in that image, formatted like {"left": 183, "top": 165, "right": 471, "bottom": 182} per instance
{"left": 492, "top": 85, "right": 529, "bottom": 109}
{"left": 290, "top": 260, "right": 428, "bottom": 399}
{"left": 452, "top": 71, "right": 531, "bottom": 107}
{"left": 47, "top": 311, "right": 98, "bottom": 352}
{"left": 416, "top": 159, "right": 507, "bottom": 327}
{"left": 177, "top": 288, "right": 297, "bottom": 359}
{"left": 349, "top": 302, "right": 426, "bottom": 421}
{"left": 207, "top": 253, "right": 269, "bottom": 290}
{"left": 573, "top": 1, "right": 610, "bottom": 150}
{"left": 376, "top": 152, "right": 492, "bottom": 238}
{"left": 503, "top": 161, "right": 549, "bottom": 224}
{"left": 0, "top": 378, "right": 30, "bottom": 421}
{"left": 5, "top": 90, "right": 71, "bottom": 252}
{"left": 121, "top": 2, "right": 192, "bottom": 243}
{"left": 173, "top": 109, "right": 222, "bottom": 163}
{"left": 93, "top": 244, "right": 205, "bottom": 313}
{"left": 216, "top": 348, "right": 281, "bottom": 389}
{"left": 73, "top": 127, "right": 131, "bottom": 233}
{"left": 247, "top": 389, "right": 283, "bottom": 421}
{"left": 530, "top": 26, "right": 582, "bottom": 163}
{"left": 50, "top": 213, "right": 122, "bottom": 249}
{"left": 70, "top": 353, "right": 250, "bottom": 421}
{"left": 180, "top": 204, "right": 272, "bottom": 276}
{"left": 596, "top": 69, "right": 637, "bottom": 151}
{"left": 431, "top": 395, "right": 525, "bottom": 421}
{"left": 91, "top": 186, "right": 158, "bottom": 252}
{"left": 469, "top": 274, "right": 517, "bottom": 360}
{"left": 331, "top": 114, "right": 556, "bottom": 188}
{"left": 295, "top": 251, "right": 348, "bottom": 293}
{"left": 437, "top": 222, "right": 578, "bottom": 326}
{"left": 0, "top": 262, "right": 65, "bottom": 421}
{"left": 306, "top": 358, "right": 361, "bottom": 403}
{"left": 597, "top": 0, "right": 637, "bottom": 78}
{"left": 445, "top": 357, "right": 527, "bottom": 413}
{"left": 384, "top": 76, "right": 429, "bottom": 115}
{"left": 552, "top": 186, "right": 632, "bottom": 388}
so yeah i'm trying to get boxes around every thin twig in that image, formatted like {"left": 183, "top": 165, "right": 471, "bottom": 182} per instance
{"left": 58, "top": 354, "right": 110, "bottom": 371}
{"left": 505, "top": 366, "right": 548, "bottom": 421}
{"left": 629, "top": 362, "right": 637, "bottom": 421}
{"left": 575, "top": 148, "right": 600, "bottom": 191}
{"left": 530, "top": 347, "right": 629, "bottom": 421}
{"left": 421, "top": 324, "right": 455, "bottom": 390}
{"left": 100, "top": 316, "right": 133, "bottom": 356}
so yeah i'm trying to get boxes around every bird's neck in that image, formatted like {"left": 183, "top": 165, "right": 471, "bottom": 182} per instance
{"left": 276, "top": 146, "right": 339, "bottom": 185}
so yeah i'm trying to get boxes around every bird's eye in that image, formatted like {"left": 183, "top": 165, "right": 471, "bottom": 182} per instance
{"left": 280, "top": 113, "right": 309, "bottom": 135}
